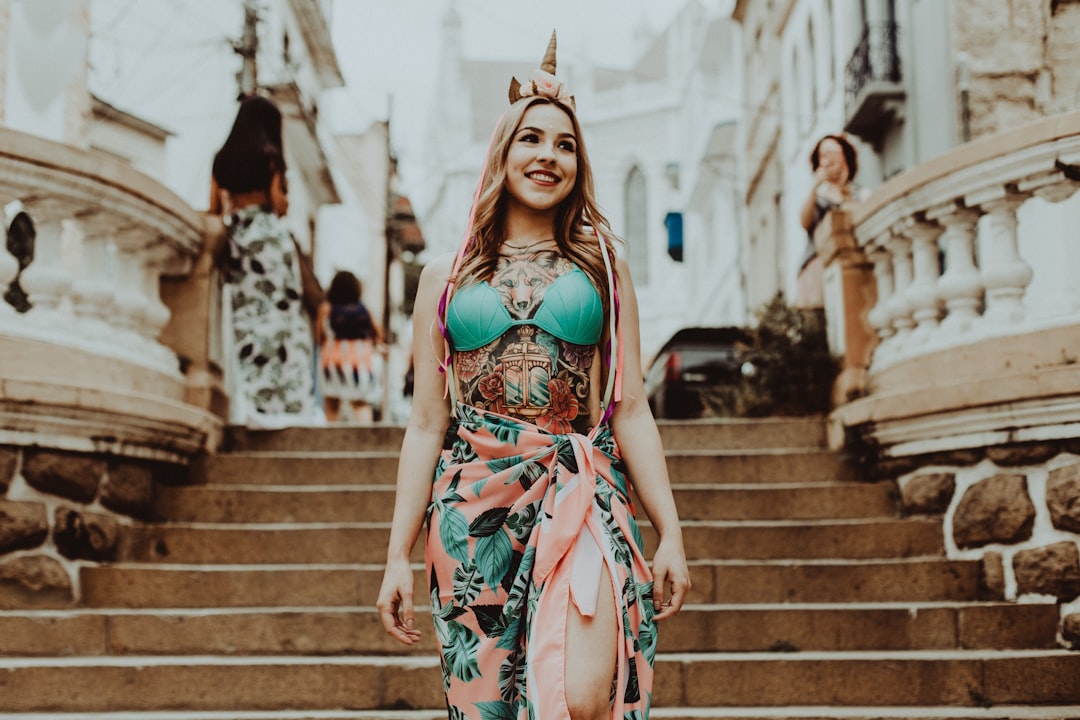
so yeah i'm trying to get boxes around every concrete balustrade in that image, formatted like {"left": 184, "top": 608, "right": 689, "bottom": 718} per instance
{"left": 0, "top": 125, "right": 223, "bottom": 463}
{"left": 824, "top": 111, "right": 1080, "bottom": 458}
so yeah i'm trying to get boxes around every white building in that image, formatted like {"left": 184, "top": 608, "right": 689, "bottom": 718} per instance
{"left": 419, "top": 1, "right": 746, "bottom": 361}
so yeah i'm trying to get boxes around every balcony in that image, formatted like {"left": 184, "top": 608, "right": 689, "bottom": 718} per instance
{"left": 0, "top": 126, "right": 221, "bottom": 462}
{"left": 843, "top": 21, "right": 905, "bottom": 147}
{"left": 820, "top": 111, "right": 1080, "bottom": 461}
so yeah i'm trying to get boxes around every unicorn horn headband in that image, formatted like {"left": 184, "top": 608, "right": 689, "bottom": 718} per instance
{"left": 508, "top": 30, "right": 575, "bottom": 109}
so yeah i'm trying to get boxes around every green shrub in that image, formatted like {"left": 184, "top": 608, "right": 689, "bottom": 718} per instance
{"left": 739, "top": 294, "right": 839, "bottom": 417}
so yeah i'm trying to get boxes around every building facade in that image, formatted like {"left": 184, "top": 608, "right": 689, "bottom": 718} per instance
{"left": 731, "top": 0, "right": 1080, "bottom": 625}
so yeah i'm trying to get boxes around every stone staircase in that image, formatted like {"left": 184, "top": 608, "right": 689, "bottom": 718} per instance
{"left": 2, "top": 418, "right": 1080, "bottom": 718}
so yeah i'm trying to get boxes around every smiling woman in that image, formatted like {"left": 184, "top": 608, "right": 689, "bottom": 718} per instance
{"left": 504, "top": 104, "right": 579, "bottom": 214}
{"left": 376, "top": 31, "right": 690, "bottom": 720}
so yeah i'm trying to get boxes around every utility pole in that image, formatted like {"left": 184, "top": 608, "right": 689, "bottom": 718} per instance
{"left": 234, "top": 0, "right": 259, "bottom": 95}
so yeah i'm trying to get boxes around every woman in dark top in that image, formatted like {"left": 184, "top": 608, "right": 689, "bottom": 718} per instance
{"left": 210, "top": 94, "right": 314, "bottom": 426}
{"left": 315, "top": 270, "right": 383, "bottom": 423}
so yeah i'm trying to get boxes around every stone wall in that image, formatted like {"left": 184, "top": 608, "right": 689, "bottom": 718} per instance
{"left": 952, "top": 0, "right": 1080, "bottom": 139}
{"left": 890, "top": 440, "right": 1080, "bottom": 646}
{"left": 0, "top": 445, "right": 181, "bottom": 607}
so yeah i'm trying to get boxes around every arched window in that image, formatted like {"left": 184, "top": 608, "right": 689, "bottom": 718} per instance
{"left": 624, "top": 166, "right": 649, "bottom": 285}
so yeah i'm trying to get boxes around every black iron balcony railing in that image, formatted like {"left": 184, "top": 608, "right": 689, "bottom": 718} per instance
{"left": 845, "top": 21, "right": 902, "bottom": 110}
{"left": 843, "top": 21, "right": 904, "bottom": 142}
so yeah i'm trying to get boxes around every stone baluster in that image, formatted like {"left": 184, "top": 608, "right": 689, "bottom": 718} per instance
{"left": 885, "top": 233, "right": 914, "bottom": 348}
{"left": 867, "top": 243, "right": 895, "bottom": 339}
{"left": 0, "top": 233, "right": 17, "bottom": 320}
{"left": 970, "top": 189, "right": 1031, "bottom": 325}
{"left": 1017, "top": 175, "right": 1080, "bottom": 316}
{"left": 926, "top": 203, "right": 983, "bottom": 333}
{"left": 17, "top": 214, "right": 73, "bottom": 325}
{"left": 117, "top": 237, "right": 185, "bottom": 371}
{"left": 866, "top": 239, "right": 896, "bottom": 366}
{"left": 69, "top": 225, "right": 117, "bottom": 337}
{"left": 140, "top": 248, "right": 174, "bottom": 342}
{"left": 899, "top": 217, "right": 945, "bottom": 343}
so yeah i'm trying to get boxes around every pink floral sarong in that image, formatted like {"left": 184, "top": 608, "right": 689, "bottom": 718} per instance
{"left": 425, "top": 403, "right": 656, "bottom": 720}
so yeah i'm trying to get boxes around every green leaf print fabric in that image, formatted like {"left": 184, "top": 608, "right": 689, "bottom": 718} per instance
{"left": 425, "top": 404, "right": 656, "bottom": 719}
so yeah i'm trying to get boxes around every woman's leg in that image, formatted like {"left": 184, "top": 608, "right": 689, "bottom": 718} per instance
{"left": 324, "top": 396, "right": 341, "bottom": 422}
{"left": 564, "top": 568, "right": 618, "bottom": 720}
{"left": 351, "top": 401, "right": 374, "bottom": 425}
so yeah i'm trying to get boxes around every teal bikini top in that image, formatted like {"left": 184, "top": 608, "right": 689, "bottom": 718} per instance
{"left": 445, "top": 267, "right": 604, "bottom": 351}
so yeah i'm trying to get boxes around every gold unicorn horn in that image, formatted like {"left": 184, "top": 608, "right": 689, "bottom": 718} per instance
{"left": 540, "top": 30, "right": 557, "bottom": 75}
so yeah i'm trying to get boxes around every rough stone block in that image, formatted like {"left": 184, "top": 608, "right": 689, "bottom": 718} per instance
{"left": 952, "top": 474, "right": 1035, "bottom": 549}
{"left": 953, "top": 0, "right": 1046, "bottom": 74}
{"left": 1063, "top": 613, "right": 1080, "bottom": 646}
{"left": 0, "top": 501, "right": 48, "bottom": 555}
{"left": 980, "top": 551, "right": 1006, "bottom": 600}
{"left": 53, "top": 507, "right": 120, "bottom": 562}
{"left": 986, "top": 442, "right": 1060, "bottom": 466}
{"left": 22, "top": 449, "right": 103, "bottom": 504}
{"left": 0, "top": 447, "right": 17, "bottom": 494}
{"left": 101, "top": 461, "right": 156, "bottom": 519}
{"left": 902, "top": 472, "right": 956, "bottom": 515}
{"left": 1047, "top": 462, "right": 1080, "bottom": 533}
{"left": 1013, "top": 541, "right": 1080, "bottom": 601}
{"left": 0, "top": 555, "right": 73, "bottom": 608}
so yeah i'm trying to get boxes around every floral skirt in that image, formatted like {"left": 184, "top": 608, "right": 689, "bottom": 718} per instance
{"left": 425, "top": 404, "right": 656, "bottom": 720}
{"left": 226, "top": 207, "right": 314, "bottom": 418}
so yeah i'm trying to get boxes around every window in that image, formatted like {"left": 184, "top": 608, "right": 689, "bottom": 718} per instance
{"left": 624, "top": 166, "right": 649, "bottom": 285}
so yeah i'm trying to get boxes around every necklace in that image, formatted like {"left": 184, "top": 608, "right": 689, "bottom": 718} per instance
{"left": 501, "top": 239, "right": 556, "bottom": 254}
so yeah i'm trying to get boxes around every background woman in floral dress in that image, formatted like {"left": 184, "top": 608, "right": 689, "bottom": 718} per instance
{"left": 210, "top": 94, "right": 314, "bottom": 427}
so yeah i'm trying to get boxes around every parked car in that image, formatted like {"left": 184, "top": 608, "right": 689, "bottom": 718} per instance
{"left": 644, "top": 326, "right": 753, "bottom": 419}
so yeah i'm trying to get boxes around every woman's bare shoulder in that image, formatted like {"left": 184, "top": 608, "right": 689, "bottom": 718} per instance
{"left": 414, "top": 252, "right": 458, "bottom": 301}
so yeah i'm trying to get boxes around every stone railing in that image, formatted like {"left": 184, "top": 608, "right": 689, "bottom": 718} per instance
{"left": 827, "top": 111, "right": 1080, "bottom": 457}
{"left": 0, "top": 127, "right": 223, "bottom": 606}
{"left": 821, "top": 112, "right": 1080, "bottom": 639}
{"left": 0, "top": 126, "right": 222, "bottom": 462}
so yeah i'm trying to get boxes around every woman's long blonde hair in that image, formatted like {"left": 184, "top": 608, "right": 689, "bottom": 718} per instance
{"left": 454, "top": 97, "right": 620, "bottom": 313}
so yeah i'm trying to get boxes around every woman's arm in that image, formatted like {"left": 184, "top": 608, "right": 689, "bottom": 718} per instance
{"left": 376, "top": 254, "right": 455, "bottom": 644}
{"left": 313, "top": 301, "right": 330, "bottom": 347}
{"left": 800, "top": 170, "right": 826, "bottom": 231}
{"left": 269, "top": 171, "right": 289, "bottom": 217}
{"left": 608, "top": 258, "right": 691, "bottom": 621}
{"left": 209, "top": 176, "right": 224, "bottom": 216}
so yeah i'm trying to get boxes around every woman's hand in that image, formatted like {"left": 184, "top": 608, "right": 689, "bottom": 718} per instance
{"left": 376, "top": 558, "right": 423, "bottom": 645}
{"left": 650, "top": 537, "right": 691, "bottom": 621}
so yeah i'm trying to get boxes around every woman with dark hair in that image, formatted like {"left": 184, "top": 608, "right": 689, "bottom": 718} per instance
{"left": 316, "top": 270, "right": 383, "bottom": 424}
{"left": 797, "top": 133, "right": 862, "bottom": 309}
{"left": 376, "top": 33, "right": 689, "bottom": 720}
{"left": 210, "top": 94, "right": 314, "bottom": 427}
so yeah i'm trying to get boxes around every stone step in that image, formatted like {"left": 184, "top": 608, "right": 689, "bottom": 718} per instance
{"left": 153, "top": 481, "right": 898, "bottom": 524}
{"left": 76, "top": 558, "right": 982, "bottom": 609}
{"left": 226, "top": 425, "right": 407, "bottom": 453}
{"left": 0, "top": 602, "right": 1058, "bottom": 657}
{"left": 4, "top": 709, "right": 1080, "bottom": 720}
{"left": 1, "top": 651, "right": 1078, "bottom": 711}
{"left": 656, "top": 416, "right": 828, "bottom": 450}
{"left": 118, "top": 517, "right": 941, "bottom": 566}
{"left": 194, "top": 449, "right": 856, "bottom": 486}
{"left": 2, "top": 709, "right": 1080, "bottom": 720}
{"left": 223, "top": 417, "right": 829, "bottom": 454}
